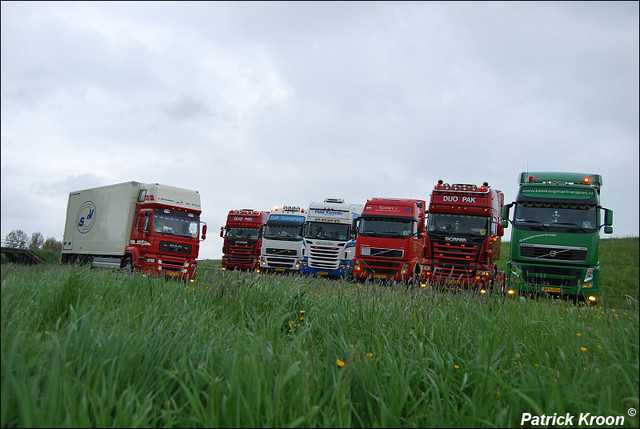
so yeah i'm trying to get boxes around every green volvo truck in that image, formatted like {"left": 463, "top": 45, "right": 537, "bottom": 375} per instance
{"left": 501, "top": 172, "right": 613, "bottom": 302}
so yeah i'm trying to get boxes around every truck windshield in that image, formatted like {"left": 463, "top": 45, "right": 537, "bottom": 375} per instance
{"left": 514, "top": 201, "right": 597, "bottom": 233}
{"left": 225, "top": 227, "right": 259, "bottom": 240}
{"left": 427, "top": 213, "right": 489, "bottom": 236}
{"left": 263, "top": 224, "right": 303, "bottom": 241}
{"left": 358, "top": 217, "right": 413, "bottom": 238}
{"left": 153, "top": 208, "right": 200, "bottom": 238}
{"left": 305, "top": 222, "right": 349, "bottom": 241}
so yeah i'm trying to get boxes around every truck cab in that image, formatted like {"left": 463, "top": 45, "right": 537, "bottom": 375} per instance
{"left": 422, "top": 180, "right": 504, "bottom": 291}
{"left": 220, "top": 209, "right": 269, "bottom": 272}
{"left": 501, "top": 172, "right": 613, "bottom": 302}
{"left": 300, "top": 198, "right": 364, "bottom": 277}
{"left": 352, "top": 198, "right": 426, "bottom": 282}
{"left": 259, "top": 206, "right": 307, "bottom": 273}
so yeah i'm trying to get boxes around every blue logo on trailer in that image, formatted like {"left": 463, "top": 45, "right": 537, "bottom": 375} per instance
{"left": 77, "top": 201, "right": 97, "bottom": 234}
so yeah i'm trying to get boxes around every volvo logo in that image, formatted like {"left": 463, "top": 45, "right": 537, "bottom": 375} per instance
{"left": 549, "top": 250, "right": 557, "bottom": 257}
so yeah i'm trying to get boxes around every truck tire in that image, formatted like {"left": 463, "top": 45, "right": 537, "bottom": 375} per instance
{"left": 122, "top": 256, "right": 134, "bottom": 273}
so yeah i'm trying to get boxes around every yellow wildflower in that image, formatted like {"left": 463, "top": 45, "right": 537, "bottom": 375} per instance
{"left": 337, "top": 359, "right": 345, "bottom": 368}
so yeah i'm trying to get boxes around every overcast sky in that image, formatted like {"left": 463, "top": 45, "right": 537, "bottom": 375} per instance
{"left": 2, "top": 1, "right": 638, "bottom": 260}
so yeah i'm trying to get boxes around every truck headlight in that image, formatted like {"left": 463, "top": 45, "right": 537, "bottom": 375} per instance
{"left": 584, "top": 268, "right": 594, "bottom": 283}
{"left": 401, "top": 263, "right": 409, "bottom": 275}
{"left": 145, "top": 257, "right": 156, "bottom": 263}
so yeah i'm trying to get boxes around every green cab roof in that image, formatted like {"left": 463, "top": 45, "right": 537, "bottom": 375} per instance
{"left": 519, "top": 172, "right": 602, "bottom": 187}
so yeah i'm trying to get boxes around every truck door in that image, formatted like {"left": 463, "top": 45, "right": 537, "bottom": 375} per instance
{"left": 132, "top": 210, "right": 152, "bottom": 242}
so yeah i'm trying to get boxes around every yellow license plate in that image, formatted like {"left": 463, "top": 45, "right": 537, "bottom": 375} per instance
{"left": 276, "top": 268, "right": 285, "bottom": 272}
{"left": 374, "top": 274, "right": 387, "bottom": 279}
{"left": 318, "top": 271, "right": 328, "bottom": 275}
{"left": 165, "top": 271, "right": 179, "bottom": 276}
{"left": 542, "top": 286, "right": 561, "bottom": 293}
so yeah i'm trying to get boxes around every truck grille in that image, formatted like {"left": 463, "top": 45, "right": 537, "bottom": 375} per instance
{"left": 158, "top": 257, "right": 187, "bottom": 273}
{"left": 520, "top": 244, "right": 587, "bottom": 262}
{"left": 266, "top": 248, "right": 297, "bottom": 256}
{"left": 265, "top": 257, "right": 296, "bottom": 269}
{"left": 361, "top": 247, "right": 404, "bottom": 258}
{"left": 228, "top": 242, "right": 256, "bottom": 264}
{"left": 521, "top": 265, "right": 583, "bottom": 287}
{"left": 160, "top": 241, "right": 192, "bottom": 255}
{"left": 359, "top": 258, "right": 401, "bottom": 275}
{"left": 430, "top": 241, "right": 480, "bottom": 279}
{"left": 309, "top": 244, "right": 340, "bottom": 270}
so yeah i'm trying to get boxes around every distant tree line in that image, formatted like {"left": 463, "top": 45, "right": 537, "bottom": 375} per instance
{"left": 4, "top": 229, "right": 62, "bottom": 252}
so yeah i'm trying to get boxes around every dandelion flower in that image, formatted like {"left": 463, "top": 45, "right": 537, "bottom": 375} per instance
{"left": 581, "top": 347, "right": 587, "bottom": 352}
{"left": 337, "top": 359, "right": 345, "bottom": 368}
{"left": 366, "top": 353, "right": 373, "bottom": 358}
{"left": 576, "top": 333, "right": 581, "bottom": 337}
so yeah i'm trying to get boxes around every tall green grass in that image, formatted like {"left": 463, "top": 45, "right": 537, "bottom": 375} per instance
{"left": 2, "top": 243, "right": 638, "bottom": 428}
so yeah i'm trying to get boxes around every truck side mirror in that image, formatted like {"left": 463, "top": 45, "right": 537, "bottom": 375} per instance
{"left": 605, "top": 209, "right": 613, "bottom": 226}
{"left": 352, "top": 218, "right": 359, "bottom": 238}
{"left": 604, "top": 208, "right": 613, "bottom": 234}
{"left": 497, "top": 224, "right": 504, "bottom": 236}
{"left": 220, "top": 226, "right": 224, "bottom": 238}
{"left": 501, "top": 203, "right": 513, "bottom": 226}
{"left": 201, "top": 224, "right": 207, "bottom": 240}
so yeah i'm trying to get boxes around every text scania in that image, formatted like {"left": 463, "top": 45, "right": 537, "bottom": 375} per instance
{"left": 442, "top": 196, "right": 476, "bottom": 203}
{"left": 520, "top": 412, "right": 625, "bottom": 426}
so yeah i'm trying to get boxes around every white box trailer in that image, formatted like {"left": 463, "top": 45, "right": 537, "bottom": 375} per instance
{"left": 62, "top": 181, "right": 140, "bottom": 256}
{"left": 61, "top": 181, "right": 205, "bottom": 281}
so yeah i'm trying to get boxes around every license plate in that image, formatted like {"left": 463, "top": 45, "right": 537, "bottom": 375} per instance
{"left": 165, "top": 271, "right": 179, "bottom": 276}
{"left": 276, "top": 268, "right": 285, "bottom": 272}
{"left": 542, "top": 286, "right": 561, "bottom": 293}
{"left": 374, "top": 274, "right": 387, "bottom": 279}
{"left": 318, "top": 271, "right": 328, "bottom": 276}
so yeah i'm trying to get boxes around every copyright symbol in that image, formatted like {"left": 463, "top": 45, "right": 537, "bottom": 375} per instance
{"left": 629, "top": 408, "right": 637, "bottom": 417}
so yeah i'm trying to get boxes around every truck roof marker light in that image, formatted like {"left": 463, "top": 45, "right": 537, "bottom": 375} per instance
{"left": 529, "top": 176, "right": 534, "bottom": 182}
{"left": 583, "top": 177, "right": 590, "bottom": 184}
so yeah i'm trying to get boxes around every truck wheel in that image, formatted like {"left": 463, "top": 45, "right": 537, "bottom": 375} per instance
{"left": 122, "top": 256, "right": 134, "bottom": 273}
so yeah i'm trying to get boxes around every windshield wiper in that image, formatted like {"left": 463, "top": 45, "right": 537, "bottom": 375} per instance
{"left": 517, "top": 220, "right": 549, "bottom": 230}
{"left": 380, "top": 231, "right": 406, "bottom": 238}
{"left": 551, "top": 222, "right": 588, "bottom": 233}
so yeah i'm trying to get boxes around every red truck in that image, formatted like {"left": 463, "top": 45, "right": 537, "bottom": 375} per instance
{"left": 422, "top": 180, "right": 504, "bottom": 291}
{"left": 60, "top": 181, "right": 206, "bottom": 282}
{"left": 220, "top": 209, "right": 269, "bottom": 271}
{"left": 352, "top": 198, "right": 427, "bottom": 282}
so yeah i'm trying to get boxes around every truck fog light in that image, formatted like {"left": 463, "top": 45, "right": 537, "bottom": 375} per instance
{"left": 145, "top": 257, "right": 156, "bottom": 263}
{"left": 401, "top": 263, "right": 409, "bottom": 274}
{"left": 354, "top": 259, "right": 361, "bottom": 271}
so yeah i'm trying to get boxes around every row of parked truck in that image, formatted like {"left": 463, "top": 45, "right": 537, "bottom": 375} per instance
{"left": 59, "top": 172, "right": 613, "bottom": 302}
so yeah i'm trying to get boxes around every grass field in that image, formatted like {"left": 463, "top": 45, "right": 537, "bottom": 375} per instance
{"left": 1, "top": 238, "right": 638, "bottom": 427}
